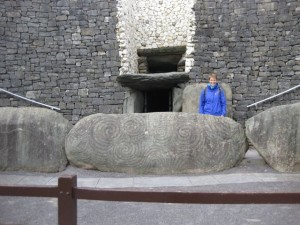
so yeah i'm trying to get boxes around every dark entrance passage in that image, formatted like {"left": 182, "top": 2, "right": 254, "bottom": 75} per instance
{"left": 137, "top": 46, "right": 186, "bottom": 74}
{"left": 144, "top": 89, "right": 172, "bottom": 112}
{"left": 147, "top": 54, "right": 183, "bottom": 73}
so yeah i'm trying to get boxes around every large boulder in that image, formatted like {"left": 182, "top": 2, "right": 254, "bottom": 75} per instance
{"left": 245, "top": 103, "right": 300, "bottom": 172}
{"left": 0, "top": 107, "right": 72, "bottom": 172}
{"left": 182, "top": 83, "right": 233, "bottom": 118}
{"left": 66, "top": 112, "right": 246, "bottom": 174}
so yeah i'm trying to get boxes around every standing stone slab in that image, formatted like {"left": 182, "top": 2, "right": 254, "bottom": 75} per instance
{"left": 0, "top": 107, "right": 72, "bottom": 172}
{"left": 66, "top": 112, "right": 246, "bottom": 174}
{"left": 245, "top": 103, "right": 300, "bottom": 172}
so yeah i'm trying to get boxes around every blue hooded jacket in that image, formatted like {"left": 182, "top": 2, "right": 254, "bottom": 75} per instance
{"left": 199, "top": 83, "right": 227, "bottom": 116}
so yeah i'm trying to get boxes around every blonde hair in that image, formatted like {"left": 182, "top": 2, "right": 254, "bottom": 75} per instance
{"left": 208, "top": 73, "right": 217, "bottom": 80}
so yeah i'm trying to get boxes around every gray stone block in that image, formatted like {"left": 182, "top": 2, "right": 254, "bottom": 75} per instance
{"left": 0, "top": 107, "right": 72, "bottom": 172}
{"left": 66, "top": 112, "right": 246, "bottom": 174}
{"left": 246, "top": 103, "right": 300, "bottom": 172}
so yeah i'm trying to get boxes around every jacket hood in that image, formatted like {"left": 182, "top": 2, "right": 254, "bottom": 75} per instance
{"left": 207, "top": 83, "right": 220, "bottom": 90}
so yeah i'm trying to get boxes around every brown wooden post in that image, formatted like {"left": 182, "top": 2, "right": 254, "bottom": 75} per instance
{"left": 58, "top": 175, "right": 77, "bottom": 225}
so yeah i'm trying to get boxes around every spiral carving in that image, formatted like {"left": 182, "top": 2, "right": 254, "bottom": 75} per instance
{"left": 66, "top": 112, "right": 246, "bottom": 174}
{"left": 121, "top": 115, "right": 146, "bottom": 142}
{"left": 91, "top": 116, "right": 121, "bottom": 150}
{"left": 111, "top": 142, "right": 144, "bottom": 167}
{"left": 152, "top": 123, "right": 172, "bottom": 143}
{"left": 171, "top": 124, "right": 202, "bottom": 151}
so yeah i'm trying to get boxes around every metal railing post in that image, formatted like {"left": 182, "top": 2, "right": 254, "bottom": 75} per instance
{"left": 58, "top": 175, "right": 77, "bottom": 225}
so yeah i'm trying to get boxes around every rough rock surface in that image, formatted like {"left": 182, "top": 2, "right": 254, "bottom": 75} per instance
{"left": 245, "top": 103, "right": 300, "bottom": 172}
{"left": 116, "top": 72, "right": 189, "bottom": 90}
{"left": 182, "top": 83, "right": 233, "bottom": 118}
{"left": 66, "top": 112, "right": 246, "bottom": 174}
{"left": 0, "top": 107, "right": 72, "bottom": 172}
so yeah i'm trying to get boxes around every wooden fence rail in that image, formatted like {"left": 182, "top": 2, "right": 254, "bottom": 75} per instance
{"left": 1, "top": 175, "right": 300, "bottom": 225}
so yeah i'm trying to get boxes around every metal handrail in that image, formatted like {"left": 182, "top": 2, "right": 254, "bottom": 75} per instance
{"left": 0, "top": 88, "right": 61, "bottom": 111}
{"left": 247, "top": 84, "right": 300, "bottom": 108}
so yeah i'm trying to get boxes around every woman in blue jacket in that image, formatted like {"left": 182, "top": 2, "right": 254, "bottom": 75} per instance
{"left": 199, "top": 73, "right": 227, "bottom": 116}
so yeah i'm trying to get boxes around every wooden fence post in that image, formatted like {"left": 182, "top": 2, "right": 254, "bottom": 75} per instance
{"left": 58, "top": 175, "right": 77, "bottom": 225}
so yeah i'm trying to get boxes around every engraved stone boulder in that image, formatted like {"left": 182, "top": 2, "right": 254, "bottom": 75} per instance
{"left": 66, "top": 112, "right": 246, "bottom": 174}
{"left": 245, "top": 103, "right": 300, "bottom": 172}
{"left": 0, "top": 107, "right": 72, "bottom": 172}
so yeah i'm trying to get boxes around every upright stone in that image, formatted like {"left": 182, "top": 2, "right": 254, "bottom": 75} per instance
{"left": 0, "top": 107, "right": 72, "bottom": 172}
{"left": 245, "top": 103, "right": 300, "bottom": 172}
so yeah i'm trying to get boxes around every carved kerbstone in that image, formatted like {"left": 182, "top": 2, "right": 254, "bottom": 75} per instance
{"left": 246, "top": 103, "right": 300, "bottom": 172}
{"left": 66, "top": 112, "right": 246, "bottom": 174}
{"left": 0, "top": 107, "right": 72, "bottom": 172}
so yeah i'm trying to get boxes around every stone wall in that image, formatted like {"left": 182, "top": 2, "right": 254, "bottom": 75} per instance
{"left": 134, "top": 0, "right": 194, "bottom": 49}
{"left": 116, "top": 0, "right": 139, "bottom": 74}
{"left": 116, "top": 0, "right": 195, "bottom": 74}
{"left": 189, "top": 0, "right": 300, "bottom": 124}
{"left": 0, "top": 0, "right": 123, "bottom": 123}
{"left": 0, "top": 0, "right": 300, "bottom": 125}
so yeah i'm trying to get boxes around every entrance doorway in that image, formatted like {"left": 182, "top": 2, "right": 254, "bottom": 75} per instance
{"left": 144, "top": 89, "right": 172, "bottom": 112}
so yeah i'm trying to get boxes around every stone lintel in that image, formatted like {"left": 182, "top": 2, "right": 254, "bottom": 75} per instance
{"left": 117, "top": 72, "right": 190, "bottom": 91}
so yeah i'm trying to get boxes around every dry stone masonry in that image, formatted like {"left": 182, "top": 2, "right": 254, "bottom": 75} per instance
{"left": 1, "top": 0, "right": 299, "bottom": 174}
{"left": 0, "top": 0, "right": 299, "bottom": 126}
{"left": 0, "top": 0, "right": 123, "bottom": 124}
{"left": 189, "top": 0, "right": 300, "bottom": 124}
{"left": 116, "top": 0, "right": 195, "bottom": 74}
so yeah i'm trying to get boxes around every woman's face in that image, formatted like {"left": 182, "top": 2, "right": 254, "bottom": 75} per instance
{"left": 209, "top": 77, "right": 217, "bottom": 86}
